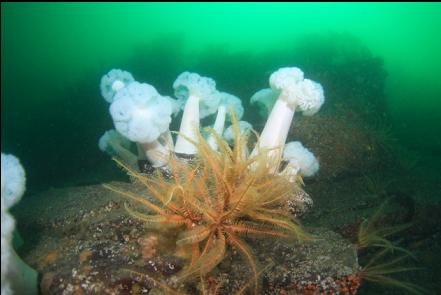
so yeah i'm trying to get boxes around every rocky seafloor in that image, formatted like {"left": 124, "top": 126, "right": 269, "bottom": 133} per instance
{"left": 14, "top": 182, "right": 361, "bottom": 295}
{"left": 13, "top": 105, "right": 441, "bottom": 294}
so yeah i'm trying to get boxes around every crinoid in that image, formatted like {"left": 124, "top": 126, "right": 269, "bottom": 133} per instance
{"left": 357, "top": 201, "right": 412, "bottom": 255}
{"left": 356, "top": 201, "right": 426, "bottom": 294}
{"left": 104, "top": 117, "right": 307, "bottom": 294}
{"left": 358, "top": 249, "right": 425, "bottom": 295}
{"left": 124, "top": 260, "right": 275, "bottom": 295}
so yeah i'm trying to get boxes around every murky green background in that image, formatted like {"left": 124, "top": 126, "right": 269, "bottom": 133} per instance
{"left": 2, "top": 3, "right": 440, "bottom": 190}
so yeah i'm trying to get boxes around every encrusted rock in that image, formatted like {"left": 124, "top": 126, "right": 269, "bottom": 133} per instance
{"left": 290, "top": 115, "right": 385, "bottom": 180}
{"left": 216, "top": 227, "right": 360, "bottom": 294}
{"left": 15, "top": 184, "right": 359, "bottom": 295}
{"left": 287, "top": 186, "right": 314, "bottom": 218}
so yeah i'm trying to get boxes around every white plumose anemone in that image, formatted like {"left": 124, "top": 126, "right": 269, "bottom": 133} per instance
{"left": 223, "top": 121, "right": 253, "bottom": 158}
{"left": 250, "top": 88, "right": 280, "bottom": 117}
{"left": 173, "top": 72, "right": 219, "bottom": 155}
{"left": 251, "top": 67, "right": 324, "bottom": 170}
{"left": 223, "top": 121, "right": 253, "bottom": 144}
{"left": 1, "top": 153, "right": 38, "bottom": 295}
{"left": 207, "top": 92, "right": 244, "bottom": 151}
{"left": 281, "top": 141, "right": 319, "bottom": 180}
{"left": 1, "top": 154, "right": 26, "bottom": 209}
{"left": 98, "top": 129, "right": 138, "bottom": 169}
{"left": 109, "top": 82, "right": 173, "bottom": 167}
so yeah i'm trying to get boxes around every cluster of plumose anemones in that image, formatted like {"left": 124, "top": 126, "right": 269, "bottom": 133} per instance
{"left": 98, "top": 67, "right": 325, "bottom": 181}
{"left": 0, "top": 67, "right": 325, "bottom": 295}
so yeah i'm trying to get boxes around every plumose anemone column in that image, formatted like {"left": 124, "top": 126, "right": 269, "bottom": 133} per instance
{"left": 252, "top": 67, "right": 324, "bottom": 171}
{"left": 173, "top": 72, "right": 219, "bottom": 156}
{"left": 207, "top": 92, "right": 244, "bottom": 151}
{"left": 223, "top": 120, "right": 253, "bottom": 157}
{"left": 98, "top": 129, "right": 138, "bottom": 169}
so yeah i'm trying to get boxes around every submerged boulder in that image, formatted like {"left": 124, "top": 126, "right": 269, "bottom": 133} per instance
{"left": 204, "top": 227, "right": 360, "bottom": 294}
{"left": 15, "top": 184, "right": 359, "bottom": 294}
{"left": 289, "top": 115, "right": 385, "bottom": 180}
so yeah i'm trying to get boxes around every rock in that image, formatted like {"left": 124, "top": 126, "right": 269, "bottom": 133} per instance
{"left": 287, "top": 186, "right": 314, "bottom": 218}
{"left": 289, "top": 115, "right": 384, "bottom": 180}
{"left": 15, "top": 183, "right": 359, "bottom": 294}
{"left": 212, "top": 227, "right": 360, "bottom": 294}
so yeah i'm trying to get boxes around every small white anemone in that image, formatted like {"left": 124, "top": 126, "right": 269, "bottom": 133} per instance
{"left": 207, "top": 92, "right": 244, "bottom": 150}
{"left": 1, "top": 153, "right": 38, "bottom": 295}
{"left": 98, "top": 130, "right": 138, "bottom": 170}
{"left": 223, "top": 121, "right": 253, "bottom": 144}
{"left": 222, "top": 121, "right": 253, "bottom": 158}
{"left": 283, "top": 141, "right": 319, "bottom": 177}
{"left": 250, "top": 88, "right": 280, "bottom": 117}
{"left": 219, "top": 92, "right": 244, "bottom": 120}
{"left": 1, "top": 153, "right": 26, "bottom": 210}
{"left": 100, "top": 69, "right": 135, "bottom": 103}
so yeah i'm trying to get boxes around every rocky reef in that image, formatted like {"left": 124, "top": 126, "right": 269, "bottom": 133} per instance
{"left": 16, "top": 184, "right": 360, "bottom": 294}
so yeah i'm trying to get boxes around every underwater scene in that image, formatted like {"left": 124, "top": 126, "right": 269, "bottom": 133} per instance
{"left": 2, "top": 3, "right": 441, "bottom": 295}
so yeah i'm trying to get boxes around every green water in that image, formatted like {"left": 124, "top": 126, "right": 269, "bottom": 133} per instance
{"left": 2, "top": 3, "right": 441, "bottom": 294}
{"left": 2, "top": 2, "right": 441, "bottom": 188}
{"left": 1, "top": 3, "right": 440, "bottom": 186}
